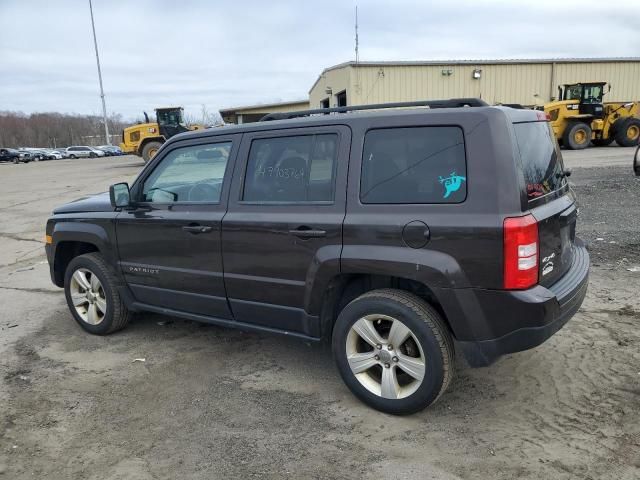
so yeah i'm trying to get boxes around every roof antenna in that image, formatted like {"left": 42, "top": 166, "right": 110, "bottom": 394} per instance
{"left": 355, "top": 5, "right": 359, "bottom": 64}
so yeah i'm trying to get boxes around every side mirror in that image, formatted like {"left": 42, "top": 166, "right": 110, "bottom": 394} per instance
{"left": 109, "top": 182, "right": 130, "bottom": 208}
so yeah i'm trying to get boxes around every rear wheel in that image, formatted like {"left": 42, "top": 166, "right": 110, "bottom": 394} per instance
{"left": 332, "top": 289, "right": 454, "bottom": 415}
{"left": 563, "top": 122, "right": 592, "bottom": 150}
{"left": 142, "top": 141, "right": 163, "bottom": 163}
{"left": 89, "top": 152, "right": 96, "bottom": 158}
{"left": 614, "top": 118, "right": 640, "bottom": 147}
{"left": 64, "top": 253, "right": 131, "bottom": 335}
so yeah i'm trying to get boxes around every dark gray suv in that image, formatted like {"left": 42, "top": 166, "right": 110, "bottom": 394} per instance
{"left": 45, "top": 99, "right": 589, "bottom": 414}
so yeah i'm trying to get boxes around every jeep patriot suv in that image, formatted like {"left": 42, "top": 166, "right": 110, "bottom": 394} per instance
{"left": 45, "top": 99, "right": 589, "bottom": 414}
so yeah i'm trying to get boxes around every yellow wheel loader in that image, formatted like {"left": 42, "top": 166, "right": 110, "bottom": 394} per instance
{"left": 119, "top": 107, "right": 204, "bottom": 162}
{"left": 541, "top": 82, "right": 640, "bottom": 150}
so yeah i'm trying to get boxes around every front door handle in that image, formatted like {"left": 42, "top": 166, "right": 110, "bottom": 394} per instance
{"left": 288, "top": 227, "right": 327, "bottom": 238}
{"left": 182, "top": 225, "right": 213, "bottom": 234}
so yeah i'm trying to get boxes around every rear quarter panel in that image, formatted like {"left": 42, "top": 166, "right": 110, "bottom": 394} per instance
{"left": 342, "top": 108, "right": 523, "bottom": 290}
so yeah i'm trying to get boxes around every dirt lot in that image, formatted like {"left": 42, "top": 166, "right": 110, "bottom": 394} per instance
{"left": 1, "top": 147, "right": 639, "bottom": 479}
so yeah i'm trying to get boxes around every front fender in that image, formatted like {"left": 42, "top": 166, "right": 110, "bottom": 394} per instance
{"left": 48, "top": 218, "right": 120, "bottom": 284}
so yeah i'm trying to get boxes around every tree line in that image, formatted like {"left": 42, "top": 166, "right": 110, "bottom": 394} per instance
{"left": 0, "top": 111, "right": 129, "bottom": 148}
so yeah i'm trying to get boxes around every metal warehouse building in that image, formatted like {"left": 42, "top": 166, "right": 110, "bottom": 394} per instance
{"left": 219, "top": 57, "right": 640, "bottom": 122}
{"left": 310, "top": 58, "right": 640, "bottom": 108}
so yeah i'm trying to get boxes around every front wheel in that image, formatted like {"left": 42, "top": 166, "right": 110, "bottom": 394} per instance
{"left": 332, "top": 289, "right": 454, "bottom": 415}
{"left": 69, "top": 154, "right": 76, "bottom": 159}
{"left": 89, "top": 152, "right": 96, "bottom": 158}
{"left": 64, "top": 252, "right": 131, "bottom": 335}
{"left": 615, "top": 118, "right": 640, "bottom": 147}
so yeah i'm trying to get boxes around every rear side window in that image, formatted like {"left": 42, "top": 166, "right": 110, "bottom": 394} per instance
{"left": 514, "top": 121, "right": 566, "bottom": 201}
{"left": 242, "top": 134, "right": 338, "bottom": 203}
{"left": 360, "top": 126, "right": 466, "bottom": 204}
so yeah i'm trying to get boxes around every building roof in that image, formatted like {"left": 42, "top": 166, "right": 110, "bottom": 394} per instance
{"left": 219, "top": 99, "right": 309, "bottom": 114}
{"left": 309, "top": 57, "right": 640, "bottom": 92}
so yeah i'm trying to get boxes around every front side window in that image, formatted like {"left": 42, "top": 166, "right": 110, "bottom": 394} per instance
{"left": 564, "top": 85, "right": 582, "bottom": 101}
{"left": 360, "top": 126, "right": 467, "bottom": 204}
{"left": 242, "top": 134, "right": 338, "bottom": 203}
{"left": 142, "top": 142, "right": 231, "bottom": 203}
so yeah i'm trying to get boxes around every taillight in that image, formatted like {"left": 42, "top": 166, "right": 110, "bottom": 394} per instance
{"left": 503, "top": 214, "right": 539, "bottom": 290}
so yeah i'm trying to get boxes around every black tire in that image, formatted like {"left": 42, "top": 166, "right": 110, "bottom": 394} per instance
{"left": 634, "top": 145, "right": 640, "bottom": 176}
{"left": 614, "top": 118, "right": 640, "bottom": 147}
{"left": 69, "top": 154, "right": 76, "bottom": 159}
{"left": 562, "top": 122, "right": 592, "bottom": 150}
{"left": 141, "top": 141, "right": 163, "bottom": 163}
{"left": 89, "top": 152, "right": 96, "bottom": 158}
{"left": 332, "top": 289, "right": 454, "bottom": 415}
{"left": 64, "top": 252, "right": 131, "bottom": 335}
{"left": 13, "top": 158, "right": 19, "bottom": 164}
{"left": 592, "top": 137, "right": 614, "bottom": 147}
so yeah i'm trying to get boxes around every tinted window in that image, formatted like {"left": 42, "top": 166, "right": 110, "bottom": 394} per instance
{"left": 513, "top": 122, "right": 566, "bottom": 201}
{"left": 360, "top": 126, "right": 466, "bottom": 204}
{"left": 142, "top": 142, "right": 231, "bottom": 203}
{"left": 243, "top": 134, "right": 337, "bottom": 203}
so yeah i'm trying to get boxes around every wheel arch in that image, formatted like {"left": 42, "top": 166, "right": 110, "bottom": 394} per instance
{"left": 51, "top": 222, "right": 116, "bottom": 287}
{"left": 317, "top": 273, "right": 456, "bottom": 342}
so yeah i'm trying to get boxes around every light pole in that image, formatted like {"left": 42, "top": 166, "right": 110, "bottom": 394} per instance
{"left": 88, "top": 0, "right": 110, "bottom": 145}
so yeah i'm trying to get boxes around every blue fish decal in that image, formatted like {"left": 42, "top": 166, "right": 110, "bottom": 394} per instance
{"left": 438, "top": 171, "right": 466, "bottom": 199}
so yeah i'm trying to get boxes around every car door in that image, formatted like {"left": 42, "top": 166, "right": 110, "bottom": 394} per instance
{"left": 222, "top": 126, "right": 350, "bottom": 337}
{"left": 116, "top": 134, "right": 240, "bottom": 318}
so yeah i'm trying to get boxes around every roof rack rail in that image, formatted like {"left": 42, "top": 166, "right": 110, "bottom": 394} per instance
{"left": 260, "top": 97, "right": 489, "bottom": 121}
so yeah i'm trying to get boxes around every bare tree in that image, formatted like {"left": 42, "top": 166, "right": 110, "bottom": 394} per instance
{"left": 0, "top": 111, "right": 129, "bottom": 148}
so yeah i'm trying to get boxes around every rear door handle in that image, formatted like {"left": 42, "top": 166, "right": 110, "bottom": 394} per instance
{"left": 182, "top": 225, "right": 213, "bottom": 234}
{"left": 288, "top": 227, "right": 327, "bottom": 238}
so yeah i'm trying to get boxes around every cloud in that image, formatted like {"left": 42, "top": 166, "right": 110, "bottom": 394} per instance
{"left": 0, "top": 0, "right": 639, "bottom": 119}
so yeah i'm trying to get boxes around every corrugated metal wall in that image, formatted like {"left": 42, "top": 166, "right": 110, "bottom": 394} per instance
{"left": 309, "top": 61, "right": 640, "bottom": 107}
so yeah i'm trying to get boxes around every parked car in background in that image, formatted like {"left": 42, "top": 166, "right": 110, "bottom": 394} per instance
{"left": 66, "top": 146, "right": 105, "bottom": 158}
{"left": 0, "top": 147, "right": 29, "bottom": 163}
{"left": 19, "top": 148, "right": 48, "bottom": 161}
{"left": 44, "top": 149, "right": 63, "bottom": 160}
{"left": 97, "top": 145, "right": 123, "bottom": 156}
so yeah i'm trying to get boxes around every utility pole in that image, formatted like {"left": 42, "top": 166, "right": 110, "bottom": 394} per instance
{"left": 89, "top": 0, "right": 110, "bottom": 145}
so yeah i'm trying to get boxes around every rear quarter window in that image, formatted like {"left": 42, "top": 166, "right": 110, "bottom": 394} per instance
{"left": 360, "top": 126, "right": 466, "bottom": 204}
{"left": 514, "top": 121, "right": 567, "bottom": 201}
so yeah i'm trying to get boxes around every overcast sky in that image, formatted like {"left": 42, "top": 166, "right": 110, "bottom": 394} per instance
{"left": 1, "top": 0, "right": 639, "bottom": 120}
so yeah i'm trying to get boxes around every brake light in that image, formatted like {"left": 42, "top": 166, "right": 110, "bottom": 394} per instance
{"left": 535, "top": 110, "right": 550, "bottom": 121}
{"left": 503, "top": 214, "right": 538, "bottom": 290}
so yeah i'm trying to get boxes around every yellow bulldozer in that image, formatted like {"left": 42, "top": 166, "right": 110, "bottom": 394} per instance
{"left": 541, "top": 82, "right": 640, "bottom": 149}
{"left": 120, "top": 107, "right": 204, "bottom": 162}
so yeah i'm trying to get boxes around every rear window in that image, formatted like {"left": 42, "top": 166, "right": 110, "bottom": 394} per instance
{"left": 360, "top": 126, "right": 466, "bottom": 204}
{"left": 514, "top": 121, "right": 567, "bottom": 201}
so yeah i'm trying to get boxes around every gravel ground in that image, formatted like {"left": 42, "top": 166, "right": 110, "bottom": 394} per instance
{"left": 0, "top": 149, "right": 639, "bottom": 479}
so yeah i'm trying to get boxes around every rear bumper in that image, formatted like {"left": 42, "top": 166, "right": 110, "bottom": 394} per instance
{"left": 456, "top": 238, "right": 589, "bottom": 366}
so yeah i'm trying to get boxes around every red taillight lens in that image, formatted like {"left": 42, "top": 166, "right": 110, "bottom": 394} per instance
{"left": 503, "top": 214, "right": 539, "bottom": 290}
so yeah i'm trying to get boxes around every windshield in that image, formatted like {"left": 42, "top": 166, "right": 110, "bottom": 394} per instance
{"left": 156, "top": 109, "right": 186, "bottom": 127}
{"left": 514, "top": 121, "right": 567, "bottom": 202}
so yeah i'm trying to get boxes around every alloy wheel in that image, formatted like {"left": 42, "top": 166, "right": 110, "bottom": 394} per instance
{"left": 346, "top": 314, "right": 426, "bottom": 400}
{"left": 69, "top": 268, "right": 107, "bottom": 325}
